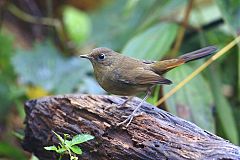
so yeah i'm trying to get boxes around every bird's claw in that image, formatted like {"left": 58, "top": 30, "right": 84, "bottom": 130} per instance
{"left": 117, "top": 112, "right": 144, "bottom": 127}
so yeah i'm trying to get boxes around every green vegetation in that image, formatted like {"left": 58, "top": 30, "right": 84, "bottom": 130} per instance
{"left": 44, "top": 131, "right": 94, "bottom": 160}
{"left": 0, "top": 0, "right": 240, "bottom": 159}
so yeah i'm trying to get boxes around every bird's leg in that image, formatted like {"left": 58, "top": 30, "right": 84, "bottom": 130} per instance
{"left": 105, "top": 96, "right": 133, "bottom": 111}
{"left": 117, "top": 88, "right": 152, "bottom": 127}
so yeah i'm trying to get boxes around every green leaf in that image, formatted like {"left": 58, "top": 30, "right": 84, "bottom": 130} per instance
{"left": 0, "top": 79, "right": 12, "bottom": 120}
{"left": 0, "top": 33, "right": 14, "bottom": 73}
{"left": 0, "top": 33, "right": 16, "bottom": 120}
{"left": 56, "top": 147, "right": 67, "bottom": 154}
{"left": 64, "top": 140, "right": 72, "bottom": 148}
{"left": 44, "top": 145, "right": 58, "bottom": 151}
{"left": 11, "top": 41, "right": 101, "bottom": 94}
{"left": 70, "top": 145, "right": 82, "bottom": 155}
{"left": 163, "top": 65, "right": 215, "bottom": 132}
{"left": 138, "top": 0, "right": 186, "bottom": 32}
{"left": 70, "top": 134, "right": 94, "bottom": 146}
{"left": 0, "top": 142, "right": 26, "bottom": 160}
{"left": 89, "top": 0, "right": 156, "bottom": 50}
{"left": 216, "top": 0, "right": 240, "bottom": 35}
{"left": 122, "top": 22, "right": 178, "bottom": 60}
{"left": 208, "top": 68, "right": 238, "bottom": 144}
{"left": 216, "top": 0, "right": 240, "bottom": 100}
{"left": 44, "top": 144, "right": 66, "bottom": 154}
{"left": 63, "top": 6, "right": 91, "bottom": 45}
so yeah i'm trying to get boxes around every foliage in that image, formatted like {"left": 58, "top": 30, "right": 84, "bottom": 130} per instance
{"left": 0, "top": 142, "right": 26, "bottom": 160}
{"left": 0, "top": 33, "right": 26, "bottom": 120}
{"left": 123, "top": 23, "right": 178, "bottom": 60}
{"left": 163, "top": 65, "right": 215, "bottom": 132}
{"left": 44, "top": 131, "right": 94, "bottom": 160}
{"left": 11, "top": 41, "right": 103, "bottom": 94}
{"left": 0, "top": 0, "right": 240, "bottom": 159}
{"left": 216, "top": 0, "right": 240, "bottom": 102}
{"left": 208, "top": 68, "right": 238, "bottom": 144}
{"left": 63, "top": 6, "right": 92, "bottom": 46}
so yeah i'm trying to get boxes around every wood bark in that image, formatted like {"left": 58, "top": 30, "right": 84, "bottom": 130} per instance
{"left": 22, "top": 94, "right": 240, "bottom": 160}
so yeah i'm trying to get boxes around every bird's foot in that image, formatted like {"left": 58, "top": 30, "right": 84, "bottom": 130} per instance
{"left": 117, "top": 112, "right": 144, "bottom": 127}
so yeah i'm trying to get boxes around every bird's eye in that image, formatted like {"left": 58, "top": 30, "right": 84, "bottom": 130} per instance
{"left": 98, "top": 53, "right": 105, "bottom": 60}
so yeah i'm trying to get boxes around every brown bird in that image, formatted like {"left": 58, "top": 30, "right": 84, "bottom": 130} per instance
{"left": 80, "top": 46, "right": 217, "bottom": 126}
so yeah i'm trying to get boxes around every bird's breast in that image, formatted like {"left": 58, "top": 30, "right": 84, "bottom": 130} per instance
{"left": 94, "top": 67, "right": 149, "bottom": 96}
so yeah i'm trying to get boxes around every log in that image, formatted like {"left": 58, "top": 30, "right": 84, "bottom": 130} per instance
{"left": 22, "top": 94, "right": 240, "bottom": 160}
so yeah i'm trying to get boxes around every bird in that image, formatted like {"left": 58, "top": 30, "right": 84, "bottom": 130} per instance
{"left": 80, "top": 46, "right": 217, "bottom": 127}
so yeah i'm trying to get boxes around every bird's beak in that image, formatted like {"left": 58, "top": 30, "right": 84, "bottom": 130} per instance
{"left": 79, "top": 54, "right": 90, "bottom": 59}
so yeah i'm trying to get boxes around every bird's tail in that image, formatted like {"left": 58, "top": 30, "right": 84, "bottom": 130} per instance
{"left": 150, "top": 46, "right": 217, "bottom": 74}
{"left": 178, "top": 46, "right": 217, "bottom": 63}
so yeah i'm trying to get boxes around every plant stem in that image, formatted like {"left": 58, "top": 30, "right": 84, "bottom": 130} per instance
{"left": 169, "top": 0, "right": 194, "bottom": 57}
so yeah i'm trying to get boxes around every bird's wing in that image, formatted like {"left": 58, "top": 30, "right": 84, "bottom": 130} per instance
{"left": 114, "top": 67, "right": 172, "bottom": 85}
{"left": 134, "top": 69, "right": 172, "bottom": 85}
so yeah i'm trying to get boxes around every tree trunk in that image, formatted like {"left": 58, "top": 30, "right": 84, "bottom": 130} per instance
{"left": 22, "top": 94, "right": 240, "bottom": 160}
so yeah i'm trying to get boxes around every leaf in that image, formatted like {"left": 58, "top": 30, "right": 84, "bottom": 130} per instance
{"left": 70, "top": 134, "right": 94, "bottom": 146}
{"left": 216, "top": 0, "right": 240, "bottom": 35}
{"left": 216, "top": 0, "right": 240, "bottom": 100}
{"left": 44, "top": 144, "right": 66, "bottom": 154}
{"left": 56, "top": 147, "right": 67, "bottom": 154}
{"left": 0, "top": 142, "right": 26, "bottom": 160}
{"left": 64, "top": 140, "right": 72, "bottom": 148}
{"left": 63, "top": 6, "right": 91, "bottom": 45}
{"left": 70, "top": 145, "right": 82, "bottom": 155}
{"left": 78, "top": 77, "right": 105, "bottom": 94}
{"left": 11, "top": 41, "right": 100, "bottom": 94}
{"left": 0, "top": 33, "right": 16, "bottom": 120}
{"left": 122, "top": 22, "right": 178, "bottom": 60}
{"left": 89, "top": 0, "right": 156, "bottom": 50}
{"left": 138, "top": 0, "right": 186, "bottom": 32}
{"left": 208, "top": 68, "right": 239, "bottom": 144}
{"left": 44, "top": 145, "right": 58, "bottom": 151}
{"left": 163, "top": 65, "right": 215, "bottom": 132}
{"left": 0, "top": 79, "right": 12, "bottom": 120}
{"left": 0, "top": 33, "right": 14, "bottom": 73}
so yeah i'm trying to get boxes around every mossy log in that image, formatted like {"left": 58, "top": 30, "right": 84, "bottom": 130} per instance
{"left": 22, "top": 94, "right": 240, "bottom": 160}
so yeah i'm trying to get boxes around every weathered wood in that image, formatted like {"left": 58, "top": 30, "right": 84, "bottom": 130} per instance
{"left": 22, "top": 94, "right": 240, "bottom": 160}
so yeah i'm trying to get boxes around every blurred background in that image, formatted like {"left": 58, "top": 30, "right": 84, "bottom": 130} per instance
{"left": 0, "top": 0, "right": 239, "bottom": 159}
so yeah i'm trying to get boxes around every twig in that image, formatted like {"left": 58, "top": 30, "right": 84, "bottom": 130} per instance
{"left": 6, "top": 3, "right": 65, "bottom": 43}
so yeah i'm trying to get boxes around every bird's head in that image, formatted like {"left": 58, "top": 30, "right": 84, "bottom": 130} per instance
{"left": 80, "top": 47, "right": 120, "bottom": 69}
